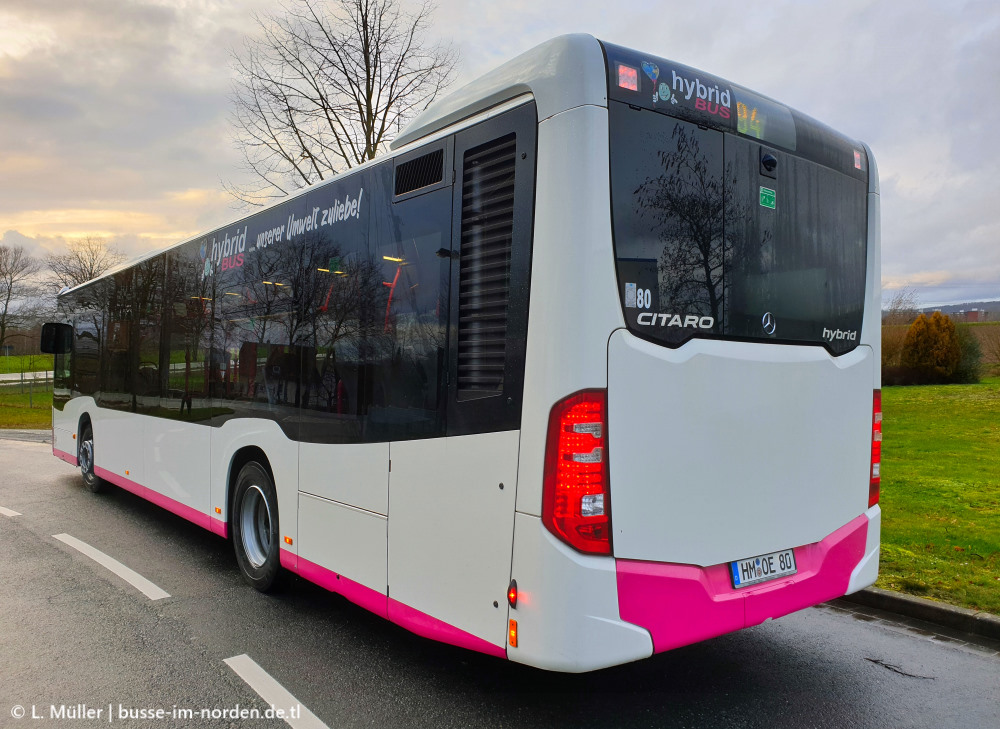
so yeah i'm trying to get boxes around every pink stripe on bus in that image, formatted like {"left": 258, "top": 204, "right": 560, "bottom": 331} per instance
{"left": 279, "top": 548, "right": 297, "bottom": 571}
{"left": 210, "top": 518, "right": 229, "bottom": 539}
{"left": 283, "top": 550, "right": 388, "bottom": 619}
{"left": 387, "top": 598, "right": 507, "bottom": 659}
{"left": 282, "top": 550, "right": 506, "bottom": 659}
{"left": 616, "top": 514, "right": 870, "bottom": 654}
{"left": 79, "top": 466, "right": 504, "bottom": 660}
{"left": 53, "top": 447, "right": 78, "bottom": 467}
{"left": 94, "top": 466, "right": 212, "bottom": 532}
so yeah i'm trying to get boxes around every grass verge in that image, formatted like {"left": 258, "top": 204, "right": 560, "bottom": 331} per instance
{"left": 877, "top": 376, "right": 1000, "bottom": 615}
{"left": 0, "top": 388, "right": 53, "bottom": 429}
{"left": 0, "top": 354, "right": 53, "bottom": 374}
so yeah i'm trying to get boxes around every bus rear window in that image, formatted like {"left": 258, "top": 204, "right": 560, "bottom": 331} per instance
{"left": 609, "top": 101, "right": 867, "bottom": 354}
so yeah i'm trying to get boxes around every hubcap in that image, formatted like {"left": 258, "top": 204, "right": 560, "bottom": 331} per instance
{"left": 80, "top": 439, "right": 94, "bottom": 475}
{"left": 239, "top": 484, "right": 272, "bottom": 569}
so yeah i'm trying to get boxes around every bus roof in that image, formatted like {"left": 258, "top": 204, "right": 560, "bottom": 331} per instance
{"left": 392, "top": 34, "right": 606, "bottom": 149}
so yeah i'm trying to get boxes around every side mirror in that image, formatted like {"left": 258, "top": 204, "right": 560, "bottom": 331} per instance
{"left": 40, "top": 322, "right": 73, "bottom": 354}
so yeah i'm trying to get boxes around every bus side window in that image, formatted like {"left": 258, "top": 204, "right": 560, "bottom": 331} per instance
{"left": 368, "top": 180, "right": 452, "bottom": 441}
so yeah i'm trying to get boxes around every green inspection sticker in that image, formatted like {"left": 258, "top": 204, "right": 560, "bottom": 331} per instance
{"left": 759, "top": 186, "right": 776, "bottom": 209}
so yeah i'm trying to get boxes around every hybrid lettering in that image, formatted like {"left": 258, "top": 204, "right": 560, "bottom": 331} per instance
{"left": 823, "top": 328, "right": 858, "bottom": 342}
{"left": 671, "top": 69, "right": 731, "bottom": 119}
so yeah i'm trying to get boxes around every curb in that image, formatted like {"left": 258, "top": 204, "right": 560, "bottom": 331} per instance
{"left": 0, "top": 429, "right": 51, "bottom": 444}
{"left": 841, "top": 586, "right": 1000, "bottom": 641}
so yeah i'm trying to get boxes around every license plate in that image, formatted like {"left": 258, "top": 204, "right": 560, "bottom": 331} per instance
{"left": 730, "top": 548, "right": 797, "bottom": 589}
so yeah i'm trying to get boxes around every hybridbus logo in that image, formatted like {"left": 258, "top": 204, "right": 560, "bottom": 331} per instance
{"left": 636, "top": 312, "right": 715, "bottom": 329}
{"left": 201, "top": 226, "right": 247, "bottom": 278}
{"left": 670, "top": 69, "right": 732, "bottom": 119}
{"left": 824, "top": 328, "right": 858, "bottom": 343}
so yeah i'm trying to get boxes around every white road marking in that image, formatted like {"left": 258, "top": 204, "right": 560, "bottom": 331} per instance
{"left": 0, "top": 506, "right": 21, "bottom": 517}
{"left": 224, "top": 654, "right": 329, "bottom": 729}
{"left": 52, "top": 533, "right": 170, "bottom": 600}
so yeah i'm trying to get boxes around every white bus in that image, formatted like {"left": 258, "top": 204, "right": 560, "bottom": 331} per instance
{"left": 42, "top": 34, "right": 881, "bottom": 672}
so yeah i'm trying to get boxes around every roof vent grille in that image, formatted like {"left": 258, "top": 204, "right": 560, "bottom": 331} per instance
{"left": 395, "top": 149, "right": 444, "bottom": 196}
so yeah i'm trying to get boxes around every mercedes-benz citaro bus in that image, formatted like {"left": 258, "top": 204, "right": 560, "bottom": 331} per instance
{"left": 41, "top": 34, "right": 881, "bottom": 672}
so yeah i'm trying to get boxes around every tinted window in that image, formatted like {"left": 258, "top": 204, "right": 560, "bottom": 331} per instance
{"left": 95, "top": 258, "right": 164, "bottom": 413}
{"left": 610, "top": 101, "right": 867, "bottom": 353}
{"left": 369, "top": 172, "right": 451, "bottom": 441}
{"left": 208, "top": 169, "right": 373, "bottom": 441}
{"left": 610, "top": 105, "right": 725, "bottom": 346}
{"left": 724, "top": 135, "right": 868, "bottom": 351}
{"left": 158, "top": 243, "right": 217, "bottom": 422}
{"left": 292, "top": 170, "right": 374, "bottom": 443}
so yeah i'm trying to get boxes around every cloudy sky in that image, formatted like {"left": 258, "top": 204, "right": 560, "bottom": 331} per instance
{"left": 1, "top": 0, "right": 997, "bottom": 306}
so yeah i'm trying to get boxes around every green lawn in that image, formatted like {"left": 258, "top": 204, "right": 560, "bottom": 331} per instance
{"left": 0, "top": 354, "right": 53, "bottom": 374}
{"left": 0, "top": 389, "right": 53, "bottom": 428}
{"left": 877, "top": 377, "right": 1000, "bottom": 615}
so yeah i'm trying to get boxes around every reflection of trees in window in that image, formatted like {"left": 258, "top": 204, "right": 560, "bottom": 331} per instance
{"left": 375, "top": 233, "right": 446, "bottom": 415}
{"left": 296, "top": 240, "right": 386, "bottom": 414}
{"left": 634, "top": 124, "right": 726, "bottom": 323}
{"left": 163, "top": 250, "right": 213, "bottom": 414}
{"left": 235, "top": 242, "right": 295, "bottom": 345}
{"left": 63, "top": 278, "right": 113, "bottom": 395}
{"left": 133, "top": 257, "right": 164, "bottom": 407}
{"left": 100, "top": 257, "right": 164, "bottom": 412}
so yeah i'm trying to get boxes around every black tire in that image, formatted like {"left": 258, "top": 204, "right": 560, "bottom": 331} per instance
{"left": 232, "top": 461, "right": 280, "bottom": 592}
{"left": 78, "top": 424, "right": 106, "bottom": 494}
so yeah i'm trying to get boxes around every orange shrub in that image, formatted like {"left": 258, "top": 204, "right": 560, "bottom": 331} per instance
{"left": 901, "top": 312, "right": 961, "bottom": 381}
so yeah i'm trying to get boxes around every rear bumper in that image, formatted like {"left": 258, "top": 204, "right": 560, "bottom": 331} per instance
{"left": 616, "top": 510, "right": 876, "bottom": 654}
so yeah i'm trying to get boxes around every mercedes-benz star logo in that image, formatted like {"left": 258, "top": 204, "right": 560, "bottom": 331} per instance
{"left": 762, "top": 312, "right": 777, "bottom": 335}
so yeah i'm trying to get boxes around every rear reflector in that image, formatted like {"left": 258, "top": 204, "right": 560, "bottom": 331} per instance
{"left": 508, "top": 619, "right": 518, "bottom": 648}
{"left": 869, "top": 390, "right": 882, "bottom": 508}
{"left": 542, "top": 390, "right": 612, "bottom": 555}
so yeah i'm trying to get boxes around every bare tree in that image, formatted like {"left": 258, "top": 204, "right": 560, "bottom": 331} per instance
{"left": 45, "top": 236, "right": 127, "bottom": 291}
{"left": 227, "top": 0, "right": 458, "bottom": 206}
{"left": 0, "top": 244, "right": 42, "bottom": 353}
{"left": 881, "top": 286, "right": 919, "bottom": 369}
{"left": 882, "top": 287, "right": 919, "bottom": 325}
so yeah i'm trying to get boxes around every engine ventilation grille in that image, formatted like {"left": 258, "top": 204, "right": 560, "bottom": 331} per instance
{"left": 456, "top": 133, "right": 516, "bottom": 399}
{"left": 394, "top": 148, "right": 444, "bottom": 196}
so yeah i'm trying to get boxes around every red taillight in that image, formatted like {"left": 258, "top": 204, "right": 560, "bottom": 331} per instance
{"left": 542, "top": 390, "right": 612, "bottom": 555}
{"left": 869, "top": 389, "right": 882, "bottom": 508}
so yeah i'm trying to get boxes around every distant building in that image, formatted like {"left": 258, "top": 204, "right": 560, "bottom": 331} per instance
{"left": 955, "top": 309, "right": 988, "bottom": 323}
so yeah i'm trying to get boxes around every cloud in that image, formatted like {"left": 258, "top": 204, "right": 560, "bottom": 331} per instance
{"left": 0, "top": 0, "right": 997, "bottom": 309}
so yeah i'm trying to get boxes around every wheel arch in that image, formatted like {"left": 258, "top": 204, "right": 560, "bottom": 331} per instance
{"left": 76, "top": 412, "right": 93, "bottom": 458}
{"left": 226, "top": 446, "right": 275, "bottom": 538}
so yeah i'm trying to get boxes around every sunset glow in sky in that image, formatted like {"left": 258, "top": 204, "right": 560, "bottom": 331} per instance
{"left": 1, "top": 0, "right": 997, "bottom": 306}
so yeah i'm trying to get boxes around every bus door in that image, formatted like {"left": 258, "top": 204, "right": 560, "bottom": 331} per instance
{"left": 388, "top": 103, "right": 536, "bottom": 650}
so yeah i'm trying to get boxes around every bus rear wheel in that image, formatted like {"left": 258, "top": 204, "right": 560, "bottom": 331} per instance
{"left": 78, "top": 424, "right": 106, "bottom": 494}
{"left": 232, "top": 462, "right": 280, "bottom": 592}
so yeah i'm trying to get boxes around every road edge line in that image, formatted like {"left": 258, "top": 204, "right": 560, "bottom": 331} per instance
{"left": 52, "top": 533, "right": 170, "bottom": 601}
{"left": 224, "top": 654, "right": 329, "bottom": 729}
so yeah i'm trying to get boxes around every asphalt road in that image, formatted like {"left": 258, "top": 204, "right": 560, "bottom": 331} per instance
{"left": 1, "top": 436, "right": 998, "bottom": 729}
